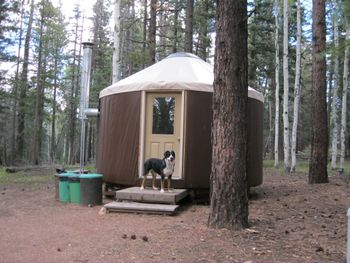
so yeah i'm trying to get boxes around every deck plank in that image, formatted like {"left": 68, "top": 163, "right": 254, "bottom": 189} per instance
{"left": 104, "top": 201, "right": 179, "bottom": 215}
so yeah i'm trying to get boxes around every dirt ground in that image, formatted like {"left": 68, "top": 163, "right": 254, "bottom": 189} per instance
{"left": 0, "top": 169, "right": 349, "bottom": 262}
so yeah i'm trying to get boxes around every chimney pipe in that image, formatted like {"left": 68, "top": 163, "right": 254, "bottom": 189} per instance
{"left": 79, "top": 42, "right": 94, "bottom": 174}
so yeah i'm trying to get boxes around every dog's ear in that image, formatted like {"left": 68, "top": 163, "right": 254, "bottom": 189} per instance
{"left": 171, "top": 151, "right": 175, "bottom": 158}
{"left": 164, "top": 151, "right": 170, "bottom": 158}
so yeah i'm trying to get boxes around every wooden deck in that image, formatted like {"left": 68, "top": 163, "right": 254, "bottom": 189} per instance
{"left": 104, "top": 187, "right": 188, "bottom": 215}
{"left": 114, "top": 187, "right": 188, "bottom": 205}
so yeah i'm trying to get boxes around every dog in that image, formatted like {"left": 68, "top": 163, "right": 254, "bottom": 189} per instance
{"left": 140, "top": 150, "right": 175, "bottom": 193}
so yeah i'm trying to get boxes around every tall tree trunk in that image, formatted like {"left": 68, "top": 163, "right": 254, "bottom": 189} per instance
{"left": 142, "top": 0, "right": 148, "bottom": 68}
{"left": 129, "top": 2, "right": 135, "bottom": 74}
{"left": 274, "top": 0, "right": 280, "bottom": 168}
{"left": 282, "top": 0, "right": 290, "bottom": 172}
{"left": 208, "top": 0, "right": 248, "bottom": 230}
{"left": 248, "top": 0, "right": 258, "bottom": 88}
{"left": 197, "top": 0, "right": 209, "bottom": 61}
{"left": 266, "top": 96, "right": 273, "bottom": 158}
{"left": 159, "top": 7, "right": 166, "bottom": 59}
{"left": 340, "top": 27, "right": 349, "bottom": 170}
{"left": 67, "top": 12, "right": 81, "bottom": 164}
{"left": 291, "top": 0, "right": 302, "bottom": 173}
{"left": 184, "top": 0, "right": 193, "bottom": 53}
{"left": 330, "top": 0, "right": 339, "bottom": 169}
{"left": 51, "top": 46, "right": 59, "bottom": 163}
{"left": 112, "top": 0, "right": 120, "bottom": 83}
{"left": 10, "top": 0, "right": 25, "bottom": 164}
{"left": 149, "top": 0, "right": 156, "bottom": 64}
{"left": 309, "top": 0, "right": 328, "bottom": 184}
{"left": 172, "top": 0, "right": 179, "bottom": 54}
{"left": 16, "top": 0, "right": 34, "bottom": 162}
{"left": 31, "top": 9, "right": 45, "bottom": 165}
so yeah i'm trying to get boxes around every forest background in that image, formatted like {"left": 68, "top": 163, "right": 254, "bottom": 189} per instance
{"left": 0, "top": 0, "right": 349, "bottom": 173}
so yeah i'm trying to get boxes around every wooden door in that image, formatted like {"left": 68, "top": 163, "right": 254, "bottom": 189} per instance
{"left": 144, "top": 92, "right": 182, "bottom": 178}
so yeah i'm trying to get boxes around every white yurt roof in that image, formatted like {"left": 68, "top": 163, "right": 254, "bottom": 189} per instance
{"left": 100, "top": 52, "right": 263, "bottom": 102}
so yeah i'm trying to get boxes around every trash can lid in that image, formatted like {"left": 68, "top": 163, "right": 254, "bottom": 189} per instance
{"left": 79, "top": 173, "right": 103, "bottom": 179}
{"left": 59, "top": 172, "right": 75, "bottom": 177}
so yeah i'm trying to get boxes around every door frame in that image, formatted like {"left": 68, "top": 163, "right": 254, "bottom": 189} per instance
{"left": 138, "top": 90, "right": 185, "bottom": 179}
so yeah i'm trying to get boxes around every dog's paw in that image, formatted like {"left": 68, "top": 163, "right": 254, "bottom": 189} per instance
{"left": 152, "top": 186, "right": 158, "bottom": 191}
{"left": 168, "top": 189, "right": 174, "bottom": 193}
{"left": 140, "top": 186, "right": 145, "bottom": 190}
{"left": 160, "top": 189, "right": 165, "bottom": 193}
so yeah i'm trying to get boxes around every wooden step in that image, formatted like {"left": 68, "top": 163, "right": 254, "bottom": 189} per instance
{"left": 115, "top": 187, "right": 188, "bottom": 205}
{"left": 104, "top": 201, "right": 179, "bottom": 215}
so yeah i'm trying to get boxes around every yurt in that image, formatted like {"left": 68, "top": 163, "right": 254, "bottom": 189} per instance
{"left": 97, "top": 52, "right": 263, "bottom": 190}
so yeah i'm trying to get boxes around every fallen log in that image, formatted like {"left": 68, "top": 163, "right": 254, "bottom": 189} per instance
{"left": 5, "top": 166, "right": 55, "bottom": 174}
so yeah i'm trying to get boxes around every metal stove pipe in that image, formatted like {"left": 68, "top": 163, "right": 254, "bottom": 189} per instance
{"left": 79, "top": 42, "right": 94, "bottom": 174}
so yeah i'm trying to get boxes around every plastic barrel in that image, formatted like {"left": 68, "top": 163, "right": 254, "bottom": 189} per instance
{"left": 80, "top": 173, "right": 103, "bottom": 206}
{"left": 68, "top": 174, "right": 81, "bottom": 204}
{"left": 58, "top": 173, "right": 71, "bottom": 203}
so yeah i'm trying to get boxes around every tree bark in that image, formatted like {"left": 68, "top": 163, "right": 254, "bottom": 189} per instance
{"left": 142, "top": 0, "right": 148, "bottom": 68}
{"left": 282, "top": 0, "right": 290, "bottom": 172}
{"left": 172, "top": 0, "right": 179, "bottom": 54}
{"left": 10, "top": 0, "right": 25, "bottom": 164}
{"left": 184, "top": 0, "right": 194, "bottom": 53}
{"left": 158, "top": 6, "right": 167, "bottom": 60}
{"left": 291, "top": 0, "right": 302, "bottom": 173}
{"left": 149, "top": 0, "right": 156, "bottom": 64}
{"left": 112, "top": 0, "right": 121, "bottom": 83}
{"left": 340, "top": 27, "right": 349, "bottom": 170}
{"left": 330, "top": 0, "right": 339, "bottom": 170}
{"left": 31, "top": 6, "right": 45, "bottom": 165}
{"left": 16, "top": 0, "right": 34, "bottom": 162}
{"left": 309, "top": 0, "right": 328, "bottom": 184}
{"left": 274, "top": 0, "right": 280, "bottom": 168}
{"left": 197, "top": 0, "right": 210, "bottom": 61}
{"left": 66, "top": 10, "right": 81, "bottom": 164}
{"left": 208, "top": 0, "right": 248, "bottom": 230}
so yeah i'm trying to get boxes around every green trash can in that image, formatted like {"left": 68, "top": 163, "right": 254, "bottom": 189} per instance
{"left": 58, "top": 173, "right": 71, "bottom": 203}
{"left": 80, "top": 173, "right": 103, "bottom": 206}
{"left": 68, "top": 173, "right": 81, "bottom": 204}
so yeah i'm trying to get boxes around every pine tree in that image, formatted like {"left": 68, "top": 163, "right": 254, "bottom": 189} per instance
{"left": 208, "top": 0, "right": 249, "bottom": 230}
{"left": 309, "top": 0, "right": 328, "bottom": 184}
{"left": 16, "top": 0, "right": 35, "bottom": 163}
{"left": 184, "top": 0, "right": 194, "bottom": 53}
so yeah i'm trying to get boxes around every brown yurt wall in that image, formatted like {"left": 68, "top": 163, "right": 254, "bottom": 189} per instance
{"left": 247, "top": 98, "right": 263, "bottom": 187}
{"left": 96, "top": 90, "right": 263, "bottom": 189}
{"left": 183, "top": 91, "right": 212, "bottom": 188}
{"left": 97, "top": 92, "right": 141, "bottom": 186}
{"left": 182, "top": 92, "right": 263, "bottom": 189}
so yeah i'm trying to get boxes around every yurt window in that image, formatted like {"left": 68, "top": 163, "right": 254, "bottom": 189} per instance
{"left": 152, "top": 96, "right": 175, "bottom": 135}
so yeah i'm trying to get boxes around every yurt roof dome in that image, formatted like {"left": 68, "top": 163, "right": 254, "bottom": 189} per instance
{"left": 100, "top": 52, "right": 263, "bottom": 102}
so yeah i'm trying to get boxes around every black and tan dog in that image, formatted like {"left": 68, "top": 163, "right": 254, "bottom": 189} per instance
{"left": 140, "top": 150, "right": 175, "bottom": 193}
